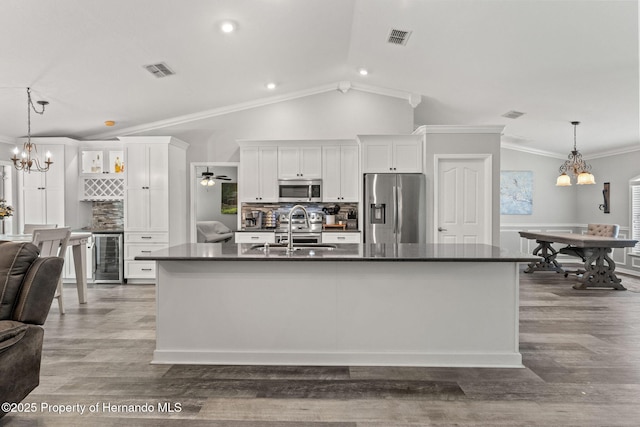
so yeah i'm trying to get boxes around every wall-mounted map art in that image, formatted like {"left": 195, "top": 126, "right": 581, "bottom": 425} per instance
{"left": 500, "top": 171, "right": 533, "bottom": 215}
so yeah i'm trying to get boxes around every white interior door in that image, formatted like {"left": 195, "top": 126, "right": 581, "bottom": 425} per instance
{"left": 436, "top": 155, "right": 492, "bottom": 244}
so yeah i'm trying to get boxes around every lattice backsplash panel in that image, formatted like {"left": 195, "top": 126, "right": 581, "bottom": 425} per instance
{"left": 83, "top": 178, "right": 125, "bottom": 200}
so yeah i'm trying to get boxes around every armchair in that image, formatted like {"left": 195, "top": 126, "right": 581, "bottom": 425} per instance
{"left": 196, "top": 221, "right": 233, "bottom": 243}
{"left": 0, "top": 241, "right": 64, "bottom": 417}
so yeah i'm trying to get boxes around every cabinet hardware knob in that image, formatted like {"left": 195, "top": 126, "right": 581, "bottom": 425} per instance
{"left": 141, "top": 236, "right": 152, "bottom": 239}
{"left": 141, "top": 268, "right": 152, "bottom": 271}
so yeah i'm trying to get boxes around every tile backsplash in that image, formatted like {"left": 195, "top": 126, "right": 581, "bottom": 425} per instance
{"left": 91, "top": 201, "right": 124, "bottom": 230}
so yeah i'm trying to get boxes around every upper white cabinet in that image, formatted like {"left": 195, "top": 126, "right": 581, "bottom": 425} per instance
{"left": 322, "top": 145, "right": 359, "bottom": 202}
{"left": 19, "top": 144, "right": 65, "bottom": 227}
{"left": 360, "top": 135, "right": 423, "bottom": 173}
{"left": 277, "top": 146, "right": 322, "bottom": 179}
{"left": 239, "top": 146, "right": 278, "bottom": 202}
{"left": 124, "top": 143, "right": 169, "bottom": 231}
{"left": 80, "top": 148, "right": 125, "bottom": 175}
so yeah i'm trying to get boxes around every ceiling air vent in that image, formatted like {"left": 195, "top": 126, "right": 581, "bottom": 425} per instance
{"left": 143, "top": 62, "right": 175, "bottom": 78}
{"left": 502, "top": 110, "right": 525, "bottom": 119}
{"left": 387, "top": 28, "right": 412, "bottom": 46}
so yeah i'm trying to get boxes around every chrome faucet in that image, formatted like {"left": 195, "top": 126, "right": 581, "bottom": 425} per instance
{"left": 287, "top": 204, "right": 310, "bottom": 253}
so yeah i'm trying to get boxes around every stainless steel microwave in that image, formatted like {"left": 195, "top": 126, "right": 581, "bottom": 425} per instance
{"left": 278, "top": 179, "right": 322, "bottom": 202}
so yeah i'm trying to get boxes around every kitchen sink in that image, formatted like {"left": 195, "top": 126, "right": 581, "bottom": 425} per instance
{"left": 250, "top": 243, "right": 337, "bottom": 252}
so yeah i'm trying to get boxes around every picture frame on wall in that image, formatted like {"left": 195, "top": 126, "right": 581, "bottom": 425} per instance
{"left": 221, "top": 182, "right": 238, "bottom": 214}
{"left": 500, "top": 170, "right": 533, "bottom": 215}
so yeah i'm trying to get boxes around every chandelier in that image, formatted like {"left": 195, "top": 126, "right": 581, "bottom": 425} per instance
{"left": 556, "top": 121, "right": 595, "bottom": 186}
{"left": 11, "top": 87, "right": 52, "bottom": 173}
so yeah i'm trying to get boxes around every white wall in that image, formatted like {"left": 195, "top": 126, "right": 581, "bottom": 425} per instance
{"left": 140, "top": 89, "right": 414, "bottom": 164}
{"left": 424, "top": 131, "right": 502, "bottom": 245}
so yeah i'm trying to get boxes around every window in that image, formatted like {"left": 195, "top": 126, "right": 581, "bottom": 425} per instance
{"left": 632, "top": 177, "right": 640, "bottom": 253}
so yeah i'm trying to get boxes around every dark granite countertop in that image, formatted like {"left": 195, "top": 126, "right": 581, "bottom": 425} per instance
{"left": 135, "top": 243, "right": 537, "bottom": 262}
{"left": 77, "top": 228, "right": 124, "bottom": 234}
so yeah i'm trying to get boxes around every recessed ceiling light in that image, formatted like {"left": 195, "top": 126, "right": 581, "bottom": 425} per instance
{"left": 220, "top": 21, "right": 236, "bottom": 33}
{"left": 266, "top": 82, "right": 276, "bottom": 90}
{"left": 104, "top": 120, "right": 115, "bottom": 127}
{"left": 358, "top": 68, "right": 369, "bottom": 76}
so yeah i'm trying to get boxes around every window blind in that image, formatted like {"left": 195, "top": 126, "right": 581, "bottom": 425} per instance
{"left": 632, "top": 184, "right": 640, "bottom": 252}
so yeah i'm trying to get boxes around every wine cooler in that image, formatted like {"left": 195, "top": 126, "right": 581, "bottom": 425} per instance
{"left": 93, "top": 233, "right": 123, "bottom": 283}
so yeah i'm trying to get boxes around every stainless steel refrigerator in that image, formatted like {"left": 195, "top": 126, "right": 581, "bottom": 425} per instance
{"left": 364, "top": 173, "right": 426, "bottom": 244}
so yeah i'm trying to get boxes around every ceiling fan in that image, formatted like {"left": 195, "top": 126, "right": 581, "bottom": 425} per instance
{"left": 200, "top": 167, "right": 231, "bottom": 186}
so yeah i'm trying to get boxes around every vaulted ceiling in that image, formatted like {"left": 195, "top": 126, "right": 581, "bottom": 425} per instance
{"left": 0, "top": 0, "right": 637, "bottom": 157}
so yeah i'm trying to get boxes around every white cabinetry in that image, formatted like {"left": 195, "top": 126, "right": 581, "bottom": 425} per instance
{"left": 18, "top": 144, "right": 65, "bottom": 228}
{"left": 277, "top": 146, "right": 322, "bottom": 179}
{"left": 322, "top": 145, "right": 358, "bottom": 202}
{"left": 360, "top": 135, "right": 423, "bottom": 173}
{"left": 321, "top": 232, "right": 361, "bottom": 244}
{"left": 235, "top": 232, "right": 276, "bottom": 244}
{"left": 239, "top": 146, "right": 278, "bottom": 202}
{"left": 121, "top": 136, "right": 188, "bottom": 282}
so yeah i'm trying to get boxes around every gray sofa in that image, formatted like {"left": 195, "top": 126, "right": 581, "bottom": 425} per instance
{"left": 0, "top": 241, "right": 64, "bottom": 417}
{"left": 196, "top": 221, "right": 233, "bottom": 243}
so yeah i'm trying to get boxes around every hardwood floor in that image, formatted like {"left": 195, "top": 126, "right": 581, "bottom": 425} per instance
{"left": 3, "top": 265, "right": 640, "bottom": 426}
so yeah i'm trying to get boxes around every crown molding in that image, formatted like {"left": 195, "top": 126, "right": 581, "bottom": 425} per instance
{"left": 0, "top": 134, "right": 15, "bottom": 145}
{"left": 501, "top": 141, "right": 640, "bottom": 160}
{"left": 582, "top": 144, "right": 640, "bottom": 159}
{"left": 414, "top": 125, "right": 505, "bottom": 135}
{"left": 501, "top": 141, "right": 566, "bottom": 159}
{"left": 87, "top": 82, "right": 420, "bottom": 140}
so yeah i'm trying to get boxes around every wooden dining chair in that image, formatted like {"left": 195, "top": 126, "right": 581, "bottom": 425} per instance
{"left": 23, "top": 224, "right": 57, "bottom": 235}
{"left": 31, "top": 227, "right": 71, "bottom": 314}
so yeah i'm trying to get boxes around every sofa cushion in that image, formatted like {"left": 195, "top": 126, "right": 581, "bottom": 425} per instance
{"left": 0, "top": 242, "right": 40, "bottom": 321}
{"left": 0, "top": 320, "right": 29, "bottom": 353}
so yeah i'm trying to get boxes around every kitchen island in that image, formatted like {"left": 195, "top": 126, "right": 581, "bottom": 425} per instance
{"left": 137, "top": 243, "right": 536, "bottom": 368}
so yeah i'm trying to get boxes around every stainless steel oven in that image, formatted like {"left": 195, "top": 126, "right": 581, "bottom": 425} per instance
{"left": 278, "top": 179, "right": 322, "bottom": 203}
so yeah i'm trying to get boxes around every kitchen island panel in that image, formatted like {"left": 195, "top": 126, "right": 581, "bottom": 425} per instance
{"left": 153, "top": 259, "right": 521, "bottom": 368}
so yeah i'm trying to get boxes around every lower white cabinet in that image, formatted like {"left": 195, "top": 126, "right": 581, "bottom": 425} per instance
{"left": 61, "top": 242, "right": 93, "bottom": 282}
{"left": 125, "top": 261, "right": 157, "bottom": 279}
{"left": 235, "top": 232, "right": 276, "bottom": 244}
{"left": 322, "top": 232, "right": 361, "bottom": 244}
{"left": 124, "top": 232, "right": 169, "bottom": 280}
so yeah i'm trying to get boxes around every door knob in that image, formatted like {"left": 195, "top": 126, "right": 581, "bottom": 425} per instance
{"left": 438, "top": 227, "right": 447, "bottom": 232}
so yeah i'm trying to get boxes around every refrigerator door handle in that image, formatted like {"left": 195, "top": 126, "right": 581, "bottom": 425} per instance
{"left": 392, "top": 185, "right": 398, "bottom": 235}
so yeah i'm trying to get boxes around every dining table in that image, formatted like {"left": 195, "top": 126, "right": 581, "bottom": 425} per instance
{"left": 1, "top": 232, "right": 92, "bottom": 303}
{"left": 519, "top": 231, "right": 638, "bottom": 290}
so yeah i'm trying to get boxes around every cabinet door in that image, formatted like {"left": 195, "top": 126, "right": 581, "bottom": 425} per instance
{"left": 148, "top": 188, "right": 169, "bottom": 230}
{"left": 240, "top": 147, "right": 261, "bottom": 201}
{"left": 393, "top": 140, "right": 422, "bottom": 173}
{"left": 147, "top": 144, "right": 168, "bottom": 190}
{"left": 126, "top": 144, "right": 148, "bottom": 189}
{"left": 277, "top": 147, "right": 300, "bottom": 179}
{"left": 362, "top": 142, "right": 393, "bottom": 173}
{"left": 299, "top": 147, "right": 322, "bottom": 178}
{"left": 322, "top": 146, "right": 341, "bottom": 202}
{"left": 44, "top": 187, "right": 65, "bottom": 225}
{"left": 125, "top": 188, "right": 148, "bottom": 230}
{"left": 259, "top": 147, "right": 279, "bottom": 202}
{"left": 22, "top": 188, "right": 46, "bottom": 225}
{"left": 340, "top": 145, "right": 359, "bottom": 201}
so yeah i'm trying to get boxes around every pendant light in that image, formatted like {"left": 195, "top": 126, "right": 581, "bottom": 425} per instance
{"left": 556, "top": 121, "right": 595, "bottom": 186}
{"left": 11, "top": 88, "right": 52, "bottom": 173}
